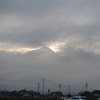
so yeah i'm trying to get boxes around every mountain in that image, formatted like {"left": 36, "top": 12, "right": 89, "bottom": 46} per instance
{"left": 24, "top": 46, "right": 55, "bottom": 56}
{"left": 36, "top": 46, "right": 55, "bottom": 54}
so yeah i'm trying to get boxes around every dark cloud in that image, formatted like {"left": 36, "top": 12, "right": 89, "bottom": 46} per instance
{"left": 0, "top": 0, "right": 64, "bottom": 16}
{"left": 0, "top": 0, "right": 100, "bottom": 47}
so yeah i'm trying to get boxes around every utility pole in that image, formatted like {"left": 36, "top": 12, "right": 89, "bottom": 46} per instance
{"left": 42, "top": 79, "right": 45, "bottom": 95}
{"left": 68, "top": 85, "right": 70, "bottom": 94}
{"left": 85, "top": 82, "right": 88, "bottom": 91}
{"left": 37, "top": 83, "right": 40, "bottom": 93}
{"left": 59, "top": 84, "right": 61, "bottom": 92}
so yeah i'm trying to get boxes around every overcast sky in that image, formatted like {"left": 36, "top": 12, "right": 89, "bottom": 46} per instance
{"left": 0, "top": 0, "right": 100, "bottom": 93}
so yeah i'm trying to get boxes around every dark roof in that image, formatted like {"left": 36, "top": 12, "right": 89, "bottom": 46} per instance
{"left": 92, "top": 90, "right": 100, "bottom": 94}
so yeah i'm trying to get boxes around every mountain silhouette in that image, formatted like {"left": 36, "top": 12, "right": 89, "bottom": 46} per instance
{"left": 24, "top": 46, "right": 55, "bottom": 56}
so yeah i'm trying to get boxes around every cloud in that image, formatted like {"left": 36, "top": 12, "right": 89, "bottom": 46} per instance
{"left": 0, "top": 46, "right": 100, "bottom": 91}
{"left": 0, "top": 0, "right": 100, "bottom": 48}
{"left": 0, "top": 0, "right": 100, "bottom": 92}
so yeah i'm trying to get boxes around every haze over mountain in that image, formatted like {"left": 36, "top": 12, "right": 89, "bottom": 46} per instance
{"left": 0, "top": 0, "right": 100, "bottom": 93}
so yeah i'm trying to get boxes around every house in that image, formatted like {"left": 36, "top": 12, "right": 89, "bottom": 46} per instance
{"left": 92, "top": 90, "right": 100, "bottom": 97}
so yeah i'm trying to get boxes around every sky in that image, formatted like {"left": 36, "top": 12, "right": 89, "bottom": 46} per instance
{"left": 0, "top": 0, "right": 100, "bottom": 93}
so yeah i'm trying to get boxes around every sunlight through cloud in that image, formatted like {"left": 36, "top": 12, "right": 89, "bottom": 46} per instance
{"left": 46, "top": 41, "right": 66, "bottom": 52}
{"left": 0, "top": 42, "right": 41, "bottom": 54}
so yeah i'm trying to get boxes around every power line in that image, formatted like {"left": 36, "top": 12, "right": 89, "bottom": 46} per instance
{"left": 59, "top": 84, "right": 61, "bottom": 92}
{"left": 42, "top": 79, "right": 45, "bottom": 95}
{"left": 85, "top": 82, "right": 88, "bottom": 91}
{"left": 68, "top": 85, "right": 70, "bottom": 94}
{"left": 37, "top": 83, "right": 40, "bottom": 93}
